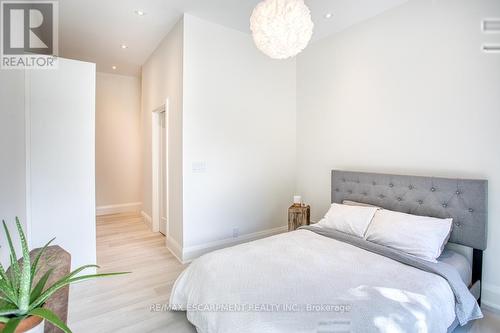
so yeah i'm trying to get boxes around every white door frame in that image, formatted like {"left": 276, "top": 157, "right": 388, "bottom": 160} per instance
{"left": 151, "top": 99, "right": 169, "bottom": 235}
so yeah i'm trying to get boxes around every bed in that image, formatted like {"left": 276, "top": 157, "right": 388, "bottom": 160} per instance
{"left": 170, "top": 170, "right": 487, "bottom": 333}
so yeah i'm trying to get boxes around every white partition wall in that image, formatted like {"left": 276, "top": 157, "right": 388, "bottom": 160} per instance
{"left": 142, "top": 16, "right": 296, "bottom": 262}
{"left": 27, "top": 58, "right": 96, "bottom": 270}
{"left": 181, "top": 15, "right": 296, "bottom": 260}
{"left": 0, "top": 70, "right": 27, "bottom": 267}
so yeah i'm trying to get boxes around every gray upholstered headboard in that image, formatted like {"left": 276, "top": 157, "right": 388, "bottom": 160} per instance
{"left": 331, "top": 170, "right": 488, "bottom": 250}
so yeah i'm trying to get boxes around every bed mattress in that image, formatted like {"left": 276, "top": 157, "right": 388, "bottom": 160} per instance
{"left": 438, "top": 249, "right": 472, "bottom": 287}
{"left": 170, "top": 229, "right": 467, "bottom": 333}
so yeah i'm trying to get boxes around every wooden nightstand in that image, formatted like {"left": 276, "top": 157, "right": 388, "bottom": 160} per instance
{"left": 288, "top": 204, "right": 310, "bottom": 231}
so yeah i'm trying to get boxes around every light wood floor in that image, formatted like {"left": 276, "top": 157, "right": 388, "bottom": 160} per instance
{"left": 67, "top": 212, "right": 195, "bottom": 333}
{"left": 68, "top": 212, "right": 500, "bottom": 332}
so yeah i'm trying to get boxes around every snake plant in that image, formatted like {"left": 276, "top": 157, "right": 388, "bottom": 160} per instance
{"left": 0, "top": 218, "right": 129, "bottom": 333}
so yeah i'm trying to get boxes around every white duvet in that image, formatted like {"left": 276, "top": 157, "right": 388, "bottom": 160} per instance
{"left": 170, "top": 230, "right": 456, "bottom": 333}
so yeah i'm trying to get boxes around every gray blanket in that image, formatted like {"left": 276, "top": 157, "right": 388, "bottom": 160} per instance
{"left": 300, "top": 225, "right": 483, "bottom": 326}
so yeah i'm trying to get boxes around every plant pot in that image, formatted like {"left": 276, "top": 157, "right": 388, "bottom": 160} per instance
{"left": 0, "top": 316, "right": 44, "bottom": 333}
{"left": 23, "top": 318, "right": 44, "bottom": 333}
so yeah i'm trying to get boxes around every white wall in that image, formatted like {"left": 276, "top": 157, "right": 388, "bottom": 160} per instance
{"left": 296, "top": 0, "right": 500, "bottom": 310}
{"left": 0, "top": 70, "right": 26, "bottom": 267}
{"left": 29, "top": 58, "right": 96, "bottom": 270}
{"left": 142, "top": 18, "right": 184, "bottom": 250}
{"left": 96, "top": 72, "right": 142, "bottom": 211}
{"left": 141, "top": 15, "right": 296, "bottom": 260}
{"left": 0, "top": 59, "right": 96, "bottom": 270}
{"left": 182, "top": 15, "right": 296, "bottom": 254}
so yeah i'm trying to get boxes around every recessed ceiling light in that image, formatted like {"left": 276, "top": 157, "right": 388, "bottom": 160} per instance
{"left": 112, "top": 65, "right": 117, "bottom": 70}
{"left": 121, "top": 44, "right": 128, "bottom": 49}
{"left": 324, "top": 13, "right": 333, "bottom": 19}
{"left": 134, "top": 10, "right": 145, "bottom": 16}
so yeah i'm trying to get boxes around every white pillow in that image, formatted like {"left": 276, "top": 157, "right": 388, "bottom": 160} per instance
{"left": 317, "top": 203, "right": 379, "bottom": 238}
{"left": 365, "top": 209, "right": 453, "bottom": 262}
{"left": 342, "top": 200, "right": 380, "bottom": 208}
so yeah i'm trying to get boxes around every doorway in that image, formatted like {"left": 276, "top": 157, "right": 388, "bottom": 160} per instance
{"left": 159, "top": 111, "right": 167, "bottom": 235}
{"left": 152, "top": 99, "right": 169, "bottom": 236}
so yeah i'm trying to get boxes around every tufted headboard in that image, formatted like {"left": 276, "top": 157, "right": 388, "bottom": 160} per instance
{"left": 331, "top": 170, "right": 488, "bottom": 250}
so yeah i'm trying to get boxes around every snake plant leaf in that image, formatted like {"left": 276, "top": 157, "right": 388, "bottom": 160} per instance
{"left": 30, "top": 238, "right": 55, "bottom": 286}
{"left": 0, "top": 263, "right": 10, "bottom": 286}
{"left": 29, "top": 308, "right": 72, "bottom": 333}
{"left": 15, "top": 217, "right": 31, "bottom": 313}
{"left": 0, "top": 309, "right": 20, "bottom": 317}
{"left": 8, "top": 254, "right": 21, "bottom": 294}
{"left": 28, "top": 264, "right": 99, "bottom": 307}
{"left": 30, "top": 269, "right": 53, "bottom": 304}
{"left": 3, "top": 220, "right": 21, "bottom": 293}
{"left": 0, "top": 294, "right": 16, "bottom": 305}
{"left": 2, "top": 221, "right": 18, "bottom": 262}
{"left": 30, "top": 272, "right": 129, "bottom": 311}
{"left": 65, "top": 265, "right": 100, "bottom": 280}
{"left": 1, "top": 316, "right": 25, "bottom": 333}
{"left": 0, "top": 298, "right": 17, "bottom": 309}
{"left": 0, "top": 279, "right": 17, "bottom": 305}
{"left": 0, "top": 299, "right": 21, "bottom": 316}
{"left": 0, "top": 277, "right": 14, "bottom": 294}
{"left": 1, "top": 217, "right": 130, "bottom": 331}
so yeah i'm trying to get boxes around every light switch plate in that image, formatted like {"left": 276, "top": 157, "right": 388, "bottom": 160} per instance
{"left": 192, "top": 161, "right": 207, "bottom": 173}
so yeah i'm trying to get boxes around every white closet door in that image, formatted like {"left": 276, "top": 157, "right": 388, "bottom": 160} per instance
{"left": 28, "top": 58, "right": 96, "bottom": 270}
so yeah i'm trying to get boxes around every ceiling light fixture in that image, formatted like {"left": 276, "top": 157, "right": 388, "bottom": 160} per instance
{"left": 112, "top": 65, "right": 117, "bottom": 70}
{"left": 134, "top": 10, "right": 145, "bottom": 16}
{"left": 121, "top": 44, "right": 128, "bottom": 49}
{"left": 250, "top": 0, "right": 314, "bottom": 59}
{"left": 324, "top": 13, "right": 333, "bottom": 19}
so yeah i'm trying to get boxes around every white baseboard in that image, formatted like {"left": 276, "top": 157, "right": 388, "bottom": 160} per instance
{"left": 181, "top": 225, "right": 288, "bottom": 263}
{"left": 141, "top": 211, "right": 152, "bottom": 229}
{"left": 167, "top": 236, "right": 183, "bottom": 263}
{"left": 482, "top": 283, "right": 500, "bottom": 312}
{"left": 96, "top": 202, "right": 142, "bottom": 216}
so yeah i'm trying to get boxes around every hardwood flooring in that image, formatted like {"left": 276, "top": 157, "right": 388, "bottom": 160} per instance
{"left": 67, "top": 212, "right": 195, "bottom": 333}
{"left": 68, "top": 212, "right": 500, "bottom": 332}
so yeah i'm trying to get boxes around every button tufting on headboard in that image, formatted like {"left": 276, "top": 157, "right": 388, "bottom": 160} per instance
{"left": 331, "top": 170, "right": 488, "bottom": 250}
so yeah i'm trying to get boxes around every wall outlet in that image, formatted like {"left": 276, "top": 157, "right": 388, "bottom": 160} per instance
{"left": 232, "top": 227, "right": 239, "bottom": 238}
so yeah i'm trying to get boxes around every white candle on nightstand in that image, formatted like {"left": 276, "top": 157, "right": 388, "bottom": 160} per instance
{"left": 293, "top": 195, "right": 302, "bottom": 206}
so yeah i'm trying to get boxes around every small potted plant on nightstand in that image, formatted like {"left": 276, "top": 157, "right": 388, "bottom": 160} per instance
{"left": 0, "top": 218, "right": 128, "bottom": 333}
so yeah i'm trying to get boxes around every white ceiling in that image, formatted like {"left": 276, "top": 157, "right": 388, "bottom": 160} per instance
{"left": 59, "top": 0, "right": 408, "bottom": 76}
